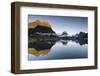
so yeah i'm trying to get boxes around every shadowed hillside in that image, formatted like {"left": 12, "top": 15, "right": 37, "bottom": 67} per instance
{"left": 28, "top": 20, "right": 57, "bottom": 37}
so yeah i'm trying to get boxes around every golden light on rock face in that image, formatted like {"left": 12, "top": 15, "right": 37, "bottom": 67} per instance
{"left": 28, "top": 48, "right": 50, "bottom": 56}
{"left": 28, "top": 20, "right": 51, "bottom": 29}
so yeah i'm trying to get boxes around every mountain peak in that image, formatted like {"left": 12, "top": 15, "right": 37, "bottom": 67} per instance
{"left": 28, "top": 20, "right": 51, "bottom": 29}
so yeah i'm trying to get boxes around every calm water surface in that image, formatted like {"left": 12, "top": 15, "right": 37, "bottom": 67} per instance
{"left": 28, "top": 40, "right": 88, "bottom": 60}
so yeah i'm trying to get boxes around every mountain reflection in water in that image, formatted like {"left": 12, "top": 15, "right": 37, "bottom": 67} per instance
{"left": 28, "top": 38, "right": 88, "bottom": 60}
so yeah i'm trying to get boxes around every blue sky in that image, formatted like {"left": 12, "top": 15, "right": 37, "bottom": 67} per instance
{"left": 28, "top": 15, "right": 88, "bottom": 35}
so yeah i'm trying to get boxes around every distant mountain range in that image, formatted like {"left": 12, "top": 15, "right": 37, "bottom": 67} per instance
{"left": 28, "top": 20, "right": 88, "bottom": 44}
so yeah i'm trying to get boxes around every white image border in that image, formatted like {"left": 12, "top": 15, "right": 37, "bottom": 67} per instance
{"left": 20, "top": 6, "right": 95, "bottom": 70}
